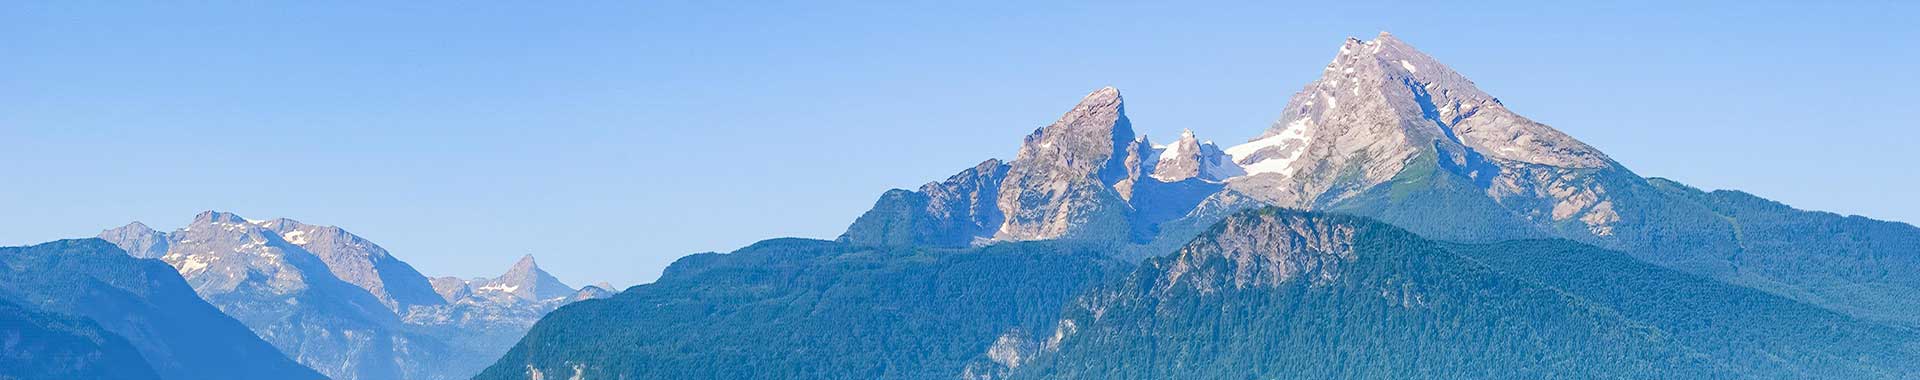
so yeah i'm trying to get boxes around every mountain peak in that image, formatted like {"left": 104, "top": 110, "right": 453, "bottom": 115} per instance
{"left": 97, "top": 222, "right": 170, "bottom": 259}
{"left": 990, "top": 87, "right": 1140, "bottom": 242}
{"left": 479, "top": 254, "right": 574, "bottom": 302}
{"left": 1231, "top": 32, "right": 1610, "bottom": 197}
{"left": 1153, "top": 129, "right": 1242, "bottom": 182}
{"left": 1158, "top": 208, "right": 1368, "bottom": 292}
{"left": 192, "top": 210, "right": 249, "bottom": 225}
{"left": 1085, "top": 86, "right": 1119, "bottom": 101}
{"left": 106, "top": 221, "right": 158, "bottom": 235}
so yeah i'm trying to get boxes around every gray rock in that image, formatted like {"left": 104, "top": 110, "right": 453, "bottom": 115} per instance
{"left": 992, "top": 86, "right": 1137, "bottom": 243}
{"left": 96, "top": 211, "right": 428, "bottom": 380}
{"left": 99, "top": 222, "right": 170, "bottom": 259}
{"left": 97, "top": 211, "right": 606, "bottom": 380}
{"left": 1150, "top": 129, "right": 1242, "bottom": 183}
{"left": 253, "top": 218, "right": 446, "bottom": 312}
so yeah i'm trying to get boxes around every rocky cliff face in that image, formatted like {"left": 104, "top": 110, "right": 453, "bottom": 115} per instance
{"left": 1221, "top": 32, "right": 1621, "bottom": 236}
{"left": 1150, "top": 129, "right": 1241, "bottom": 183}
{"left": 991, "top": 86, "right": 1138, "bottom": 242}
{"left": 1221, "top": 34, "right": 1920, "bottom": 326}
{"left": 841, "top": 87, "right": 1222, "bottom": 247}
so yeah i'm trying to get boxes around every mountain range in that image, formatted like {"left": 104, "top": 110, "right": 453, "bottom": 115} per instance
{"left": 84, "top": 211, "right": 610, "bottom": 380}
{"left": 487, "top": 33, "right": 1920, "bottom": 379}
{"left": 3, "top": 32, "right": 1913, "bottom": 380}
{"left": 0, "top": 239, "right": 324, "bottom": 380}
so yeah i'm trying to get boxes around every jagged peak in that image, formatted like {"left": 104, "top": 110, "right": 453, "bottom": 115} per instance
{"left": 512, "top": 254, "right": 539, "bottom": 271}
{"left": 258, "top": 217, "right": 302, "bottom": 226}
{"left": 1258, "top": 32, "right": 1611, "bottom": 171}
{"left": 1046, "top": 86, "right": 1126, "bottom": 131}
{"left": 974, "top": 158, "right": 1005, "bottom": 171}
{"left": 192, "top": 210, "right": 250, "bottom": 225}
{"left": 107, "top": 221, "right": 158, "bottom": 234}
{"left": 1010, "top": 86, "right": 1137, "bottom": 181}
{"left": 1018, "top": 86, "right": 1130, "bottom": 138}
{"left": 1158, "top": 208, "right": 1369, "bottom": 292}
{"left": 1084, "top": 86, "right": 1120, "bottom": 102}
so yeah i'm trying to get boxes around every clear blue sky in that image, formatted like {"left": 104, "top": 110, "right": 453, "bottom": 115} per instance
{"left": 4, "top": 1, "right": 1915, "bottom": 287}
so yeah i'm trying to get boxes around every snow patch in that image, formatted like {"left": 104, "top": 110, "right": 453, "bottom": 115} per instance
{"left": 282, "top": 230, "right": 309, "bottom": 245}
{"left": 478, "top": 283, "right": 521, "bottom": 294}
{"left": 1225, "top": 118, "right": 1317, "bottom": 177}
{"left": 178, "top": 255, "right": 213, "bottom": 273}
{"left": 1157, "top": 140, "right": 1188, "bottom": 162}
{"left": 1400, "top": 60, "right": 1418, "bottom": 73}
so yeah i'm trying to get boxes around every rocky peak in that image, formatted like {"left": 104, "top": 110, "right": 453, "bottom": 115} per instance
{"left": 1225, "top": 32, "right": 1616, "bottom": 209}
{"left": 476, "top": 254, "right": 576, "bottom": 302}
{"left": 1155, "top": 208, "right": 1364, "bottom": 294}
{"left": 252, "top": 217, "right": 445, "bottom": 311}
{"left": 570, "top": 284, "right": 614, "bottom": 301}
{"left": 193, "top": 210, "right": 250, "bottom": 225}
{"left": 1321, "top": 32, "right": 1606, "bottom": 166}
{"left": 98, "top": 221, "right": 168, "bottom": 259}
{"left": 1152, "top": 129, "right": 1243, "bottom": 183}
{"left": 1008, "top": 86, "right": 1136, "bottom": 184}
{"left": 992, "top": 87, "right": 1138, "bottom": 242}
{"left": 509, "top": 254, "right": 538, "bottom": 273}
{"left": 429, "top": 276, "right": 474, "bottom": 303}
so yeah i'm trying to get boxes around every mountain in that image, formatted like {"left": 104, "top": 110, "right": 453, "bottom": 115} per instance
{"left": 97, "top": 211, "right": 607, "bottom": 380}
{"left": 99, "top": 221, "right": 169, "bottom": 258}
{"left": 842, "top": 32, "right": 1920, "bottom": 326}
{"left": 569, "top": 283, "right": 614, "bottom": 301}
{"left": 96, "top": 211, "right": 438, "bottom": 380}
{"left": 1151, "top": 129, "right": 1241, "bottom": 183}
{"left": 403, "top": 254, "right": 601, "bottom": 378}
{"left": 475, "top": 255, "right": 577, "bottom": 302}
{"left": 971, "top": 208, "right": 1919, "bottom": 380}
{"left": 254, "top": 218, "right": 446, "bottom": 311}
{"left": 0, "top": 298, "right": 161, "bottom": 380}
{"left": 475, "top": 239, "right": 1129, "bottom": 380}
{"left": 840, "top": 87, "right": 1226, "bottom": 248}
{"left": 1443, "top": 238, "right": 1920, "bottom": 379}
{"left": 478, "top": 33, "right": 1920, "bottom": 379}
{"left": 429, "top": 275, "right": 475, "bottom": 302}
{"left": 0, "top": 239, "right": 324, "bottom": 380}
{"left": 1232, "top": 32, "right": 1920, "bottom": 327}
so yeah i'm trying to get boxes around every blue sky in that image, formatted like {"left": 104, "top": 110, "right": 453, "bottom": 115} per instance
{"left": 3, "top": 1, "right": 1915, "bottom": 287}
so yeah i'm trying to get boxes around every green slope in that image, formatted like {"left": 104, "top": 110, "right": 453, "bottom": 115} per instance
{"left": 1447, "top": 239, "right": 1920, "bottom": 379}
{"left": 476, "top": 238, "right": 1129, "bottom": 380}
{"left": 1002, "top": 208, "right": 1920, "bottom": 380}
{"left": 0, "top": 239, "right": 326, "bottom": 380}
{"left": 0, "top": 299, "right": 161, "bottom": 380}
